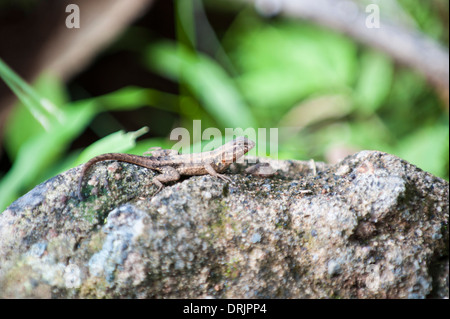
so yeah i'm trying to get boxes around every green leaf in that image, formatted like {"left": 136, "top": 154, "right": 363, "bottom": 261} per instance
{"left": 395, "top": 124, "right": 449, "bottom": 178}
{"left": 0, "top": 59, "right": 65, "bottom": 130}
{"left": 74, "top": 127, "right": 150, "bottom": 165}
{"left": 144, "top": 41, "right": 257, "bottom": 128}
{"left": 97, "top": 86, "right": 180, "bottom": 113}
{"left": 0, "top": 100, "right": 98, "bottom": 211}
{"left": 35, "top": 72, "right": 68, "bottom": 108}
{"left": 1, "top": 67, "right": 69, "bottom": 159}
{"left": 225, "top": 21, "right": 357, "bottom": 112}
{"left": 355, "top": 51, "right": 393, "bottom": 113}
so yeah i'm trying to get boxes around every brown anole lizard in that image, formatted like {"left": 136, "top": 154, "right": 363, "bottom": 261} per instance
{"left": 77, "top": 137, "right": 255, "bottom": 199}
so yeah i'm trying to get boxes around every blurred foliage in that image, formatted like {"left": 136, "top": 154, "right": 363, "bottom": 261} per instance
{"left": 0, "top": 62, "right": 166, "bottom": 209}
{"left": 0, "top": 0, "right": 448, "bottom": 211}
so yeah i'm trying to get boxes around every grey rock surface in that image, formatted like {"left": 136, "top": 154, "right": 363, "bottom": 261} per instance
{"left": 0, "top": 151, "right": 448, "bottom": 298}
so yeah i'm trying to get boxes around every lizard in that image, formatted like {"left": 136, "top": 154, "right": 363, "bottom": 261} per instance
{"left": 77, "top": 136, "right": 255, "bottom": 200}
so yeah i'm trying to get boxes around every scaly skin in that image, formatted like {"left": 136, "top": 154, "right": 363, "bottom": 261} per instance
{"left": 77, "top": 137, "right": 255, "bottom": 199}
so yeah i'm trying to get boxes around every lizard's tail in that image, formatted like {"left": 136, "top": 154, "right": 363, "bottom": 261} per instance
{"left": 77, "top": 153, "right": 124, "bottom": 200}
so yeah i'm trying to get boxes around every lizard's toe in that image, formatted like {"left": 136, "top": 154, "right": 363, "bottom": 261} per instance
{"left": 217, "top": 174, "right": 233, "bottom": 183}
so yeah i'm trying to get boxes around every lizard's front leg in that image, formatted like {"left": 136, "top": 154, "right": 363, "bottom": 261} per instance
{"left": 204, "top": 163, "right": 232, "bottom": 183}
{"left": 152, "top": 166, "right": 180, "bottom": 193}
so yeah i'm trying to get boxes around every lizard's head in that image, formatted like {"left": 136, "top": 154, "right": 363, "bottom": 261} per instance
{"left": 215, "top": 136, "right": 255, "bottom": 169}
{"left": 234, "top": 136, "right": 256, "bottom": 157}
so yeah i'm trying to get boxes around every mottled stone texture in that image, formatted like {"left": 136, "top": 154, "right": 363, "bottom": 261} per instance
{"left": 0, "top": 151, "right": 448, "bottom": 298}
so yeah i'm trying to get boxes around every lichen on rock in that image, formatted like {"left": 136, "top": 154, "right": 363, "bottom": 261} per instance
{"left": 0, "top": 151, "right": 448, "bottom": 298}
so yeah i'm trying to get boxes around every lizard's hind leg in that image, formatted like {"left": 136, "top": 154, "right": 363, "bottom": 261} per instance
{"left": 151, "top": 166, "right": 181, "bottom": 193}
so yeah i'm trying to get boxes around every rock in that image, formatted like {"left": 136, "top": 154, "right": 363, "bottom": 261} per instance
{"left": 0, "top": 151, "right": 448, "bottom": 298}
